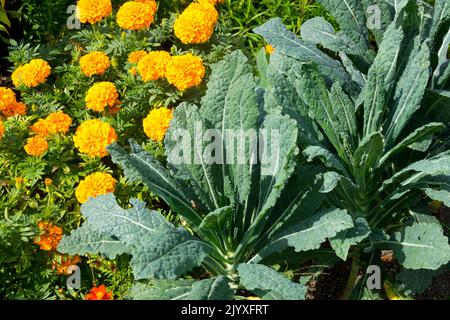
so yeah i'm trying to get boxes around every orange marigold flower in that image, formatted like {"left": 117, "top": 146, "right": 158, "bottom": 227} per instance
{"left": 12, "top": 59, "right": 51, "bottom": 88}
{"left": 77, "top": 0, "right": 112, "bottom": 24}
{"left": 265, "top": 44, "right": 275, "bottom": 54}
{"left": 143, "top": 107, "right": 173, "bottom": 141}
{"left": 52, "top": 254, "right": 81, "bottom": 275}
{"left": 133, "top": 0, "right": 157, "bottom": 11}
{"left": 0, "top": 87, "right": 16, "bottom": 110}
{"left": 34, "top": 221, "right": 63, "bottom": 251}
{"left": 85, "top": 82, "right": 119, "bottom": 112}
{"left": 31, "top": 119, "right": 53, "bottom": 137}
{"left": 202, "top": 0, "right": 224, "bottom": 4}
{"left": 0, "top": 120, "right": 4, "bottom": 139}
{"left": 116, "top": 1, "right": 157, "bottom": 31}
{"left": 174, "top": 1, "right": 218, "bottom": 44}
{"left": 127, "top": 50, "right": 148, "bottom": 75}
{"left": 165, "top": 54, "right": 206, "bottom": 91}
{"left": 137, "top": 51, "right": 171, "bottom": 82}
{"left": 73, "top": 119, "right": 117, "bottom": 158}
{"left": 85, "top": 285, "right": 113, "bottom": 300}
{"left": 1, "top": 101, "right": 27, "bottom": 117}
{"left": 24, "top": 135, "right": 49, "bottom": 156}
{"left": 75, "top": 172, "right": 117, "bottom": 203}
{"left": 46, "top": 111, "right": 73, "bottom": 134}
{"left": 80, "top": 51, "right": 111, "bottom": 77}
{"left": 45, "top": 178, "right": 53, "bottom": 186}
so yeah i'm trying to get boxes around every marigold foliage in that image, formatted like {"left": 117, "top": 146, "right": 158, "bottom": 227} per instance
{"left": 0, "top": 87, "right": 16, "bottom": 110}
{"left": 116, "top": 1, "right": 157, "bottom": 31}
{"left": 75, "top": 172, "right": 117, "bottom": 203}
{"left": 79, "top": 51, "right": 111, "bottom": 77}
{"left": 85, "top": 284, "right": 113, "bottom": 300}
{"left": 143, "top": 107, "right": 173, "bottom": 141}
{"left": 165, "top": 54, "right": 206, "bottom": 91}
{"left": 174, "top": 1, "right": 218, "bottom": 44}
{"left": 11, "top": 59, "right": 51, "bottom": 88}
{"left": 73, "top": 119, "right": 117, "bottom": 158}
{"left": 77, "top": 0, "right": 112, "bottom": 24}
{"left": 24, "top": 135, "right": 49, "bottom": 156}
{"left": 137, "top": 51, "right": 171, "bottom": 82}
{"left": 34, "top": 221, "right": 63, "bottom": 251}
{"left": 85, "top": 82, "right": 119, "bottom": 112}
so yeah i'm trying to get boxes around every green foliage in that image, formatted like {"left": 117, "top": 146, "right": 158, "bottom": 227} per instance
{"left": 59, "top": 50, "right": 361, "bottom": 300}
{"left": 254, "top": 0, "right": 450, "bottom": 298}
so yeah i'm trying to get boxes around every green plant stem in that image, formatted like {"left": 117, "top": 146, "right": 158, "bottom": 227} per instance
{"left": 340, "top": 249, "right": 361, "bottom": 300}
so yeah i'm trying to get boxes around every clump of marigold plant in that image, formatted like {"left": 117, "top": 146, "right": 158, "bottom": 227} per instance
{"left": 143, "top": 107, "right": 173, "bottom": 141}
{"left": 85, "top": 285, "right": 113, "bottom": 300}
{"left": 24, "top": 135, "right": 49, "bottom": 156}
{"left": 137, "top": 51, "right": 171, "bottom": 82}
{"left": 80, "top": 51, "right": 111, "bottom": 77}
{"left": 116, "top": 1, "right": 157, "bottom": 30}
{"left": 75, "top": 172, "right": 117, "bottom": 203}
{"left": 85, "top": 82, "right": 119, "bottom": 112}
{"left": 0, "top": 120, "right": 4, "bottom": 139}
{"left": 128, "top": 50, "right": 148, "bottom": 75}
{"left": 174, "top": 1, "right": 218, "bottom": 44}
{"left": 0, "top": 87, "right": 16, "bottom": 110}
{"left": 12, "top": 59, "right": 51, "bottom": 88}
{"left": 34, "top": 221, "right": 63, "bottom": 251}
{"left": 1, "top": 101, "right": 27, "bottom": 117}
{"left": 73, "top": 119, "right": 117, "bottom": 158}
{"left": 77, "top": 0, "right": 112, "bottom": 24}
{"left": 165, "top": 54, "right": 206, "bottom": 91}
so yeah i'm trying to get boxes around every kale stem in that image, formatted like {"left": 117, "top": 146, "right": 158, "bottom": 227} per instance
{"left": 340, "top": 249, "right": 361, "bottom": 300}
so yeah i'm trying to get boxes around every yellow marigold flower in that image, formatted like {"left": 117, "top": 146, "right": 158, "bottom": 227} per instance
{"left": 0, "top": 120, "right": 4, "bottom": 139}
{"left": 202, "top": 0, "right": 224, "bottom": 4}
{"left": 85, "top": 82, "right": 119, "bottom": 112}
{"left": 174, "top": 1, "right": 218, "bottom": 44}
{"left": 265, "top": 44, "right": 275, "bottom": 54}
{"left": 116, "top": 1, "right": 157, "bottom": 31}
{"left": 24, "top": 135, "right": 49, "bottom": 156}
{"left": 137, "top": 51, "right": 171, "bottom": 82}
{"left": 11, "top": 59, "right": 51, "bottom": 88}
{"left": 75, "top": 172, "right": 117, "bottom": 203}
{"left": 0, "top": 87, "right": 16, "bottom": 110}
{"left": 73, "top": 119, "right": 117, "bottom": 158}
{"left": 80, "top": 51, "right": 111, "bottom": 77}
{"left": 1, "top": 101, "right": 27, "bottom": 117}
{"left": 133, "top": 0, "right": 157, "bottom": 12}
{"left": 46, "top": 111, "right": 73, "bottom": 134}
{"left": 128, "top": 50, "right": 148, "bottom": 75}
{"left": 77, "top": 0, "right": 112, "bottom": 24}
{"left": 45, "top": 178, "right": 53, "bottom": 187}
{"left": 165, "top": 54, "right": 206, "bottom": 91}
{"left": 143, "top": 107, "right": 173, "bottom": 141}
{"left": 34, "top": 221, "right": 63, "bottom": 251}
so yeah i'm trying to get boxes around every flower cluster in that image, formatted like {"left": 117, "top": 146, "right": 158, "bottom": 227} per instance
{"left": 85, "top": 285, "right": 113, "bottom": 300}
{"left": 174, "top": 1, "right": 219, "bottom": 44}
{"left": 165, "top": 54, "right": 206, "bottom": 91}
{"left": 80, "top": 51, "right": 111, "bottom": 77}
{"left": 12, "top": 59, "right": 51, "bottom": 88}
{"left": 75, "top": 172, "right": 117, "bottom": 203}
{"left": 77, "top": 0, "right": 112, "bottom": 24}
{"left": 52, "top": 254, "right": 81, "bottom": 275}
{"left": 24, "top": 135, "right": 49, "bottom": 156}
{"left": 143, "top": 107, "right": 173, "bottom": 141}
{"left": 116, "top": 1, "right": 157, "bottom": 30}
{"left": 137, "top": 51, "right": 171, "bottom": 82}
{"left": 85, "top": 82, "right": 120, "bottom": 112}
{"left": 31, "top": 111, "right": 73, "bottom": 137}
{"left": 0, "top": 87, "right": 27, "bottom": 117}
{"left": 34, "top": 221, "right": 63, "bottom": 251}
{"left": 73, "top": 119, "right": 117, "bottom": 158}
